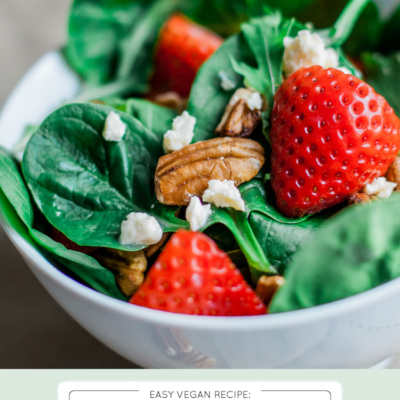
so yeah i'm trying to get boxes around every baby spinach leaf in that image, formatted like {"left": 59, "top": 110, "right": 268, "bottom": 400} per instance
{"left": 270, "top": 195, "right": 400, "bottom": 313}
{"left": 0, "top": 148, "right": 126, "bottom": 301}
{"left": 106, "top": 97, "right": 177, "bottom": 136}
{"left": 66, "top": 0, "right": 144, "bottom": 86}
{"left": 23, "top": 103, "right": 187, "bottom": 252}
{"left": 250, "top": 210, "right": 326, "bottom": 275}
{"left": 187, "top": 34, "right": 244, "bottom": 142}
{"left": 363, "top": 52, "right": 400, "bottom": 116}
{"left": 66, "top": 0, "right": 182, "bottom": 91}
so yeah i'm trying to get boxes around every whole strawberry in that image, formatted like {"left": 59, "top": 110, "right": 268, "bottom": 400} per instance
{"left": 131, "top": 230, "right": 266, "bottom": 316}
{"left": 270, "top": 65, "right": 400, "bottom": 218}
{"left": 150, "top": 14, "right": 223, "bottom": 98}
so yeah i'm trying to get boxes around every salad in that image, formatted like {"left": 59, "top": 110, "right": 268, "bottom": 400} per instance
{"left": 2, "top": 0, "right": 400, "bottom": 316}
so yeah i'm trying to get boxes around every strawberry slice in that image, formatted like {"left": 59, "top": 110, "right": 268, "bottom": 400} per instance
{"left": 150, "top": 14, "right": 223, "bottom": 98}
{"left": 130, "top": 230, "right": 266, "bottom": 316}
{"left": 270, "top": 66, "right": 400, "bottom": 218}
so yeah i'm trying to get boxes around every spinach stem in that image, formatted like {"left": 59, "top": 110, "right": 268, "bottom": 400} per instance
{"left": 329, "top": 0, "right": 369, "bottom": 45}
{"left": 69, "top": 76, "right": 145, "bottom": 104}
{"left": 225, "top": 211, "right": 277, "bottom": 284}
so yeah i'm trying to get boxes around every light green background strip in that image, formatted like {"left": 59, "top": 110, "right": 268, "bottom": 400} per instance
{"left": 1, "top": 370, "right": 400, "bottom": 400}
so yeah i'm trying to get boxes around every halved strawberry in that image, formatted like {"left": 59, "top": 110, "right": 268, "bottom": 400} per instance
{"left": 270, "top": 66, "right": 400, "bottom": 218}
{"left": 131, "top": 230, "right": 266, "bottom": 316}
{"left": 150, "top": 14, "right": 223, "bottom": 98}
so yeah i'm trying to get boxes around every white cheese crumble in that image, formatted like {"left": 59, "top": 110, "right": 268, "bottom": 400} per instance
{"left": 163, "top": 111, "right": 196, "bottom": 153}
{"left": 246, "top": 92, "right": 263, "bottom": 110}
{"left": 103, "top": 111, "right": 126, "bottom": 141}
{"left": 202, "top": 179, "right": 245, "bottom": 212}
{"left": 119, "top": 212, "right": 163, "bottom": 246}
{"left": 363, "top": 177, "right": 397, "bottom": 199}
{"left": 219, "top": 71, "right": 236, "bottom": 91}
{"left": 186, "top": 196, "right": 212, "bottom": 231}
{"left": 283, "top": 30, "right": 339, "bottom": 76}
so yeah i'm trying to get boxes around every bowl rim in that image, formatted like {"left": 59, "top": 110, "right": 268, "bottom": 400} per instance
{"left": 2, "top": 210, "right": 400, "bottom": 331}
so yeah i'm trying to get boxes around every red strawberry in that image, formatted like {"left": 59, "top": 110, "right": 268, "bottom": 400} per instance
{"left": 130, "top": 230, "right": 266, "bottom": 316}
{"left": 270, "top": 65, "right": 400, "bottom": 218}
{"left": 150, "top": 14, "right": 223, "bottom": 98}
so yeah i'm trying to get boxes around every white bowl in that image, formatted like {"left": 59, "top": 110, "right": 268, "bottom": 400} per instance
{"left": 2, "top": 52, "right": 400, "bottom": 369}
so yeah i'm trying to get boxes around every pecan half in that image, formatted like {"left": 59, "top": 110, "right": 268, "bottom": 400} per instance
{"left": 215, "top": 88, "right": 263, "bottom": 138}
{"left": 155, "top": 137, "right": 265, "bottom": 206}
{"left": 255, "top": 275, "right": 285, "bottom": 307}
{"left": 386, "top": 157, "right": 400, "bottom": 191}
{"left": 93, "top": 248, "right": 147, "bottom": 296}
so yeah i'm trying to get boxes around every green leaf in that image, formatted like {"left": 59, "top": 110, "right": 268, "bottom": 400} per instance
{"left": 250, "top": 210, "right": 326, "bottom": 275}
{"left": 109, "top": 98, "right": 177, "bottom": 135}
{"left": 65, "top": 0, "right": 182, "bottom": 92}
{"left": 66, "top": 0, "right": 144, "bottom": 86}
{"left": 320, "top": 0, "right": 369, "bottom": 46}
{"left": 184, "top": 0, "right": 265, "bottom": 37}
{"left": 22, "top": 103, "right": 187, "bottom": 252}
{"left": 187, "top": 34, "right": 244, "bottom": 142}
{"left": 204, "top": 179, "right": 311, "bottom": 282}
{"left": 0, "top": 148, "right": 126, "bottom": 301}
{"left": 379, "top": 5, "right": 400, "bottom": 54}
{"left": 270, "top": 195, "right": 400, "bottom": 313}
{"left": 342, "top": 2, "right": 381, "bottom": 57}
{"left": 231, "top": 13, "right": 296, "bottom": 105}
{"left": 363, "top": 52, "right": 400, "bottom": 116}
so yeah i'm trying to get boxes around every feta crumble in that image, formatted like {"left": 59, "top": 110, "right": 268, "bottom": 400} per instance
{"left": 202, "top": 179, "right": 245, "bottom": 212}
{"left": 163, "top": 111, "right": 196, "bottom": 153}
{"left": 283, "top": 30, "right": 339, "bottom": 76}
{"left": 219, "top": 71, "right": 236, "bottom": 91}
{"left": 186, "top": 196, "right": 212, "bottom": 231}
{"left": 119, "top": 212, "right": 163, "bottom": 246}
{"left": 246, "top": 92, "right": 263, "bottom": 110}
{"left": 363, "top": 177, "right": 397, "bottom": 199}
{"left": 103, "top": 111, "right": 126, "bottom": 141}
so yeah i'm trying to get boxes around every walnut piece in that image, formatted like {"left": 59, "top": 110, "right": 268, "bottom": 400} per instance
{"left": 348, "top": 192, "right": 378, "bottom": 205}
{"left": 93, "top": 248, "right": 147, "bottom": 296}
{"left": 215, "top": 88, "right": 263, "bottom": 138}
{"left": 255, "top": 275, "right": 285, "bottom": 307}
{"left": 155, "top": 137, "right": 265, "bottom": 206}
{"left": 386, "top": 157, "right": 400, "bottom": 191}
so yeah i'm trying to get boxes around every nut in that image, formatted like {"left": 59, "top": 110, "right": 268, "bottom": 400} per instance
{"left": 348, "top": 192, "right": 378, "bottom": 205}
{"left": 155, "top": 137, "right": 265, "bottom": 206}
{"left": 255, "top": 275, "right": 285, "bottom": 307}
{"left": 215, "top": 88, "right": 263, "bottom": 138}
{"left": 144, "top": 232, "right": 171, "bottom": 258}
{"left": 386, "top": 157, "right": 400, "bottom": 191}
{"left": 152, "top": 91, "right": 187, "bottom": 113}
{"left": 93, "top": 248, "right": 147, "bottom": 296}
